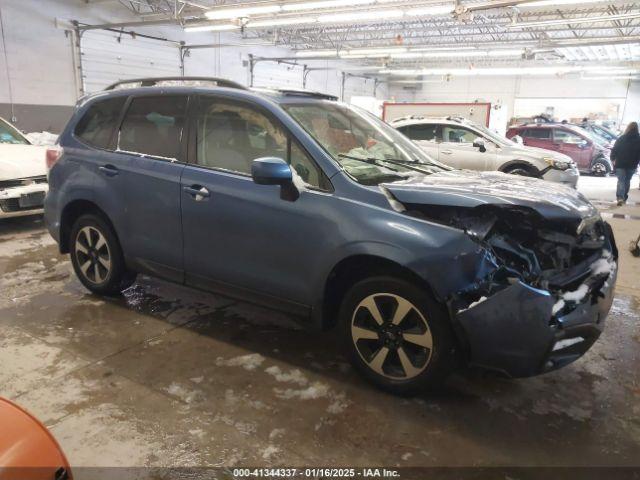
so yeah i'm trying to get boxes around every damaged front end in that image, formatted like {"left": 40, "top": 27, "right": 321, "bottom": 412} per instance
{"left": 399, "top": 198, "right": 618, "bottom": 377}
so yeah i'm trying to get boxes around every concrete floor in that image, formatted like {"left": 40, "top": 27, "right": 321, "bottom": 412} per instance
{"left": 1, "top": 175, "right": 639, "bottom": 472}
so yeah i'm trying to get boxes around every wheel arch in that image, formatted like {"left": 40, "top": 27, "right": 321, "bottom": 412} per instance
{"left": 318, "top": 254, "right": 439, "bottom": 331}
{"left": 59, "top": 200, "right": 121, "bottom": 254}
{"left": 499, "top": 159, "right": 540, "bottom": 176}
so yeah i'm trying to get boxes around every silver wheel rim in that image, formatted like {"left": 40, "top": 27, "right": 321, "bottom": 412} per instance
{"left": 75, "top": 226, "right": 112, "bottom": 285}
{"left": 593, "top": 163, "right": 606, "bottom": 175}
{"left": 351, "top": 293, "right": 433, "bottom": 380}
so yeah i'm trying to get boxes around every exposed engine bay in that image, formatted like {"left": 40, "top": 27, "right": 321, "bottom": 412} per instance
{"left": 398, "top": 202, "right": 618, "bottom": 319}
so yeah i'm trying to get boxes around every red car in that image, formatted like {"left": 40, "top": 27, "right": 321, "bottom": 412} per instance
{"left": 507, "top": 123, "right": 612, "bottom": 175}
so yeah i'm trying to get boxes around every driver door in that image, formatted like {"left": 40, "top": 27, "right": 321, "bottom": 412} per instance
{"left": 180, "top": 95, "right": 331, "bottom": 309}
{"left": 439, "top": 125, "right": 493, "bottom": 171}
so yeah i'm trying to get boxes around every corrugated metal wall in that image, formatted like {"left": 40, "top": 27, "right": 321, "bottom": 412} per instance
{"left": 80, "top": 30, "right": 181, "bottom": 93}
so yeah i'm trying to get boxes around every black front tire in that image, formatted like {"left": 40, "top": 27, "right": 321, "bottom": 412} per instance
{"left": 504, "top": 165, "right": 535, "bottom": 177}
{"left": 69, "top": 214, "right": 136, "bottom": 295}
{"left": 339, "top": 276, "right": 456, "bottom": 395}
{"left": 591, "top": 157, "right": 610, "bottom": 176}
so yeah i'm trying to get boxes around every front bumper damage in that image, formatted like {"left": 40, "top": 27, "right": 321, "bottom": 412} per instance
{"left": 452, "top": 227, "right": 618, "bottom": 378}
{"left": 0, "top": 181, "right": 48, "bottom": 218}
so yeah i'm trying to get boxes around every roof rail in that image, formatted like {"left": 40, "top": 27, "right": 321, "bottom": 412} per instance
{"left": 277, "top": 89, "right": 339, "bottom": 101}
{"left": 104, "top": 77, "right": 247, "bottom": 91}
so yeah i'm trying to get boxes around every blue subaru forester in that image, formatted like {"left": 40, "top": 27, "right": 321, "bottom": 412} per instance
{"left": 45, "top": 77, "right": 617, "bottom": 394}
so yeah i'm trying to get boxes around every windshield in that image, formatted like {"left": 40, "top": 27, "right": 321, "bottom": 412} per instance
{"left": 571, "top": 125, "right": 608, "bottom": 148}
{"left": 283, "top": 101, "right": 449, "bottom": 186}
{"left": 0, "top": 118, "right": 29, "bottom": 145}
{"left": 471, "top": 123, "right": 515, "bottom": 147}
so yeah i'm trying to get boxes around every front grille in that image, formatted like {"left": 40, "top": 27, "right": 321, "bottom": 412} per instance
{"left": 0, "top": 175, "right": 48, "bottom": 189}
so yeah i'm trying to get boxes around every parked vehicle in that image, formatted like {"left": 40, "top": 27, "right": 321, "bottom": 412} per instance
{"left": 45, "top": 78, "right": 617, "bottom": 394}
{"left": 506, "top": 123, "right": 613, "bottom": 175}
{"left": 579, "top": 122, "right": 618, "bottom": 148}
{"left": 390, "top": 116, "right": 579, "bottom": 188}
{"left": 0, "top": 397, "right": 72, "bottom": 480}
{"left": 0, "top": 117, "right": 50, "bottom": 219}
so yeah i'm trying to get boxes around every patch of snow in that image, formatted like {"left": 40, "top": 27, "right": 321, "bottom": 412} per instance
{"left": 269, "top": 428, "right": 285, "bottom": 440}
{"left": 190, "top": 376, "right": 204, "bottom": 384}
{"left": 166, "top": 382, "right": 199, "bottom": 403}
{"left": 261, "top": 445, "right": 280, "bottom": 461}
{"left": 326, "top": 393, "right": 350, "bottom": 414}
{"left": 458, "top": 296, "right": 488, "bottom": 313}
{"left": 552, "top": 299, "right": 565, "bottom": 315}
{"left": 562, "top": 284, "right": 589, "bottom": 303}
{"left": 26, "top": 131, "right": 58, "bottom": 146}
{"left": 274, "top": 381, "right": 330, "bottom": 400}
{"left": 264, "top": 366, "right": 308, "bottom": 385}
{"left": 401, "top": 453, "right": 413, "bottom": 461}
{"left": 216, "top": 353, "right": 265, "bottom": 371}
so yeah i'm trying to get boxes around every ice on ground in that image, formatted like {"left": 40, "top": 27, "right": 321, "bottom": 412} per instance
{"left": 216, "top": 353, "right": 265, "bottom": 371}
{"left": 166, "top": 382, "right": 199, "bottom": 403}
{"left": 274, "top": 381, "right": 330, "bottom": 400}
{"left": 264, "top": 365, "right": 308, "bottom": 385}
{"left": 269, "top": 428, "right": 285, "bottom": 440}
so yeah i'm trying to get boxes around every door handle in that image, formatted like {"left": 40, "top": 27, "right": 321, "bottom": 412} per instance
{"left": 183, "top": 185, "right": 210, "bottom": 201}
{"left": 99, "top": 165, "right": 119, "bottom": 177}
{"left": 441, "top": 149, "right": 453, "bottom": 155}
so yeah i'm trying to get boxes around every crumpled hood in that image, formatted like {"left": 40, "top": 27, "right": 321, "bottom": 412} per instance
{"left": 382, "top": 170, "right": 598, "bottom": 221}
{"left": 0, "top": 145, "right": 48, "bottom": 181}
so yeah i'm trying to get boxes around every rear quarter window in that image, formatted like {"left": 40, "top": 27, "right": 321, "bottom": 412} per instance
{"left": 74, "top": 97, "right": 127, "bottom": 149}
{"left": 522, "top": 128, "right": 551, "bottom": 139}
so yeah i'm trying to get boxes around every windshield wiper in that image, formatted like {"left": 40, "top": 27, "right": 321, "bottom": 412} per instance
{"left": 337, "top": 154, "right": 432, "bottom": 174}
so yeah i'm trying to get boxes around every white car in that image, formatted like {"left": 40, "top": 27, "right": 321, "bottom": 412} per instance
{"left": 390, "top": 116, "right": 579, "bottom": 188}
{"left": 0, "top": 117, "right": 49, "bottom": 218}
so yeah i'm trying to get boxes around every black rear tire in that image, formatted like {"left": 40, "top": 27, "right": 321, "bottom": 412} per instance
{"left": 339, "top": 276, "right": 456, "bottom": 395}
{"left": 69, "top": 214, "right": 136, "bottom": 295}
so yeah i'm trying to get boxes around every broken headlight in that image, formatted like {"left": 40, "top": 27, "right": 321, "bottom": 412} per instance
{"left": 543, "top": 157, "right": 573, "bottom": 171}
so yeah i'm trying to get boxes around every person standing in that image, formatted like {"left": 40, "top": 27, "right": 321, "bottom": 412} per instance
{"left": 610, "top": 122, "right": 640, "bottom": 205}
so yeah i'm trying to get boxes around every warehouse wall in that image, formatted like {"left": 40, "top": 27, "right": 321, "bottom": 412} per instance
{"left": 0, "top": 0, "right": 386, "bottom": 133}
{"left": 388, "top": 75, "right": 632, "bottom": 128}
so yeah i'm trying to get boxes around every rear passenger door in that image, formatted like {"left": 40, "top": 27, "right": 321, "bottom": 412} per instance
{"left": 180, "top": 95, "right": 331, "bottom": 310}
{"left": 396, "top": 124, "right": 440, "bottom": 160}
{"left": 114, "top": 95, "right": 188, "bottom": 281}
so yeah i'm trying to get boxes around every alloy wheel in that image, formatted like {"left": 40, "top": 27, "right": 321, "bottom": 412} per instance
{"left": 74, "top": 226, "right": 112, "bottom": 284}
{"left": 592, "top": 162, "right": 607, "bottom": 176}
{"left": 351, "top": 293, "right": 433, "bottom": 380}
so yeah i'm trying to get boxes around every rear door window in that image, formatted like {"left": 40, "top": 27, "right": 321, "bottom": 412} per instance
{"left": 522, "top": 128, "right": 551, "bottom": 139}
{"left": 399, "top": 124, "right": 438, "bottom": 142}
{"left": 441, "top": 126, "right": 477, "bottom": 143}
{"left": 553, "top": 129, "right": 584, "bottom": 144}
{"left": 118, "top": 96, "right": 188, "bottom": 160}
{"left": 74, "top": 97, "right": 127, "bottom": 149}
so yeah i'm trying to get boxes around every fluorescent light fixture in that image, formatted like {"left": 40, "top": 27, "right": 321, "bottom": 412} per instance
{"left": 295, "top": 49, "right": 338, "bottom": 57}
{"left": 318, "top": 9, "right": 403, "bottom": 22}
{"left": 205, "top": 5, "right": 282, "bottom": 20}
{"left": 519, "top": 0, "right": 606, "bottom": 7}
{"left": 583, "top": 75, "right": 640, "bottom": 80}
{"left": 340, "top": 53, "right": 391, "bottom": 58}
{"left": 346, "top": 47, "right": 407, "bottom": 55}
{"left": 405, "top": 4, "right": 454, "bottom": 16}
{"left": 282, "top": 0, "right": 374, "bottom": 11}
{"left": 184, "top": 24, "right": 240, "bottom": 32}
{"left": 487, "top": 49, "right": 525, "bottom": 57}
{"left": 248, "top": 16, "right": 317, "bottom": 27}
{"left": 380, "top": 65, "right": 639, "bottom": 76}
{"left": 508, "top": 12, "right": 640, "bottom": 28}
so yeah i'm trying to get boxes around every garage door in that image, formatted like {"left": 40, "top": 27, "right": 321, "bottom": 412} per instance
{"left": 252, "top": 61, "right": 304, "bottom": 89}
{"left": 80, "top": 30, "right": 181, "bottom": 93}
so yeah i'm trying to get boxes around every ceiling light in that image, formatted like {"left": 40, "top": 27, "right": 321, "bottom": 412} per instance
{"left": 205, "top": 5, "right": 282, "bottom": 20}
{"left": 487, "top": 49, "right": 525, "bottom": 57}
{"left": 405, "top": 4, "right": 454, "bottom": 16}
{"left": 583, "top": 75, "right": 640, "bottom": 80}
{"left": 282, "top": 0, "right": 375, "bottom": 11}
{"left": 184, "top": 24, "right": 240, "bottom": 32}
{"left": 518, "top": 0, "right": 606, "bottom": 7}
{"left": 248, "top": 16, "right": 317, "bottom": 27}
{"left": 379, "top": 65, "right": 639, "bottom": 76}
{"left": 318, "top": 9, "right": 403, "bottom": 22}
{"left": 507, "top": 12, "right": 640, "bottom": 29}
{"left": 295, "top": 49, "right": 338, "bottom": 57}
{"left": 346, "top": 47, "right": 407, "bottom": 55}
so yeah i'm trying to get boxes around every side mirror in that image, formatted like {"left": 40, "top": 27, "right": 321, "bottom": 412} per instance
{"left": 252, "top": 157, "right": 299, "bottom": 201}
{"left": 512, "top": 135, "right": 524, "bottom": 145}
{"left": 472, "top": 137, "right": 487, "bottom": 153}
{"left": 579, "top": 139, "right": 590, "bottom": 148}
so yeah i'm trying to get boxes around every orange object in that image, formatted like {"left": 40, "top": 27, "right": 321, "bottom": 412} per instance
{"left": 0, "top": 398, "right": 72, "bottom": 480}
